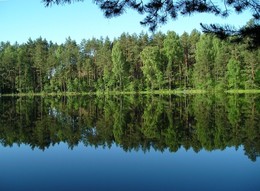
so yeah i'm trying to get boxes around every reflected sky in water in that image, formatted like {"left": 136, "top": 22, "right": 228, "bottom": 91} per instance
{"left": 1, "top": 143, "right": 259, "bottom": 191}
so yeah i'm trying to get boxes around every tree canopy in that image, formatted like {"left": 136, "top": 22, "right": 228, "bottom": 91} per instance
{"left": 42, "top": 0, "right": 260, "bottom": 48}
{"left": 0, "top": 31, "right": 259, "bottom": 94}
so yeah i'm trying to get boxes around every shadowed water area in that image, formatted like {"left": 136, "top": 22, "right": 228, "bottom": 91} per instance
{"left": 0, "top": 94, "right": 260, "bottom": 191}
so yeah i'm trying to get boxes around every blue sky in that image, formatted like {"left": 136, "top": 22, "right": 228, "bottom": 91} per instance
{"left": 0, "top": 0, "right": 253, "bottom": 44}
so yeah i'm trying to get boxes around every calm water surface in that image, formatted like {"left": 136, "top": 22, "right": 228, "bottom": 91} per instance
{"left": 0, "top": 94, "right": 259, "bottom": 191}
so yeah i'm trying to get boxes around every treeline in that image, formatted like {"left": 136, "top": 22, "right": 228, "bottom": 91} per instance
{"left": 0, "top": 30, "right": 260, "bottom": 94}
{"left": 0, "top": 95, "right": 259, "bottom": 161}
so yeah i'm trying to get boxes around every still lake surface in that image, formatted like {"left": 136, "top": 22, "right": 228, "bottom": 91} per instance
{"left": 0, "top": 94, "right": 260, "bottom": 191}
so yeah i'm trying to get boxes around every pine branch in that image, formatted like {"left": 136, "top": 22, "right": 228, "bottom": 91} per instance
{"left": 42, "top": 0, "right": 260, "bottom": 47}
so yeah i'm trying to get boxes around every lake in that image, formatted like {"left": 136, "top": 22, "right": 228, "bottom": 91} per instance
{"left": 0, "top": 94, "right": 260, "bottom": 191}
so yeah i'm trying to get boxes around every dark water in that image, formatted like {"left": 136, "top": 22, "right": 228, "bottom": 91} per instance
{"left": 0, "top": 94, "right": 260, "bottom": 191}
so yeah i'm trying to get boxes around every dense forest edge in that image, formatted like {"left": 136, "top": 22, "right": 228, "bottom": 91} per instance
{"left": 1, "top": 25, "right": 260, "bottom": 95}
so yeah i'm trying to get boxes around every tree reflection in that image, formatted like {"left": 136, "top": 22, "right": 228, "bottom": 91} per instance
{"left": 0, "top": 94, "right": 259, "bottom": 161}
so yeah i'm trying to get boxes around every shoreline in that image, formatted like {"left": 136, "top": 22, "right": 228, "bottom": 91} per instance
{"left": 1, "top": 89, "right": 260, "bottom": 97}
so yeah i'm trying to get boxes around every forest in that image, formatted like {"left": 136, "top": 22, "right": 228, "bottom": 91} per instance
{"left": 0, "top": 28, "right": 260, "bottom": 94}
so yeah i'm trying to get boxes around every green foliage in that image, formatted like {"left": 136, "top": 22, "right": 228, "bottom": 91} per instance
{"left": 163, "top": 31, "right": 184, "bottom": 89}
{"left": 111, "top": 41, "right": 126, "bottom": 90}
{"left": 0, "top": 30, "right": 259, "bottom": 95}
{"left": 212, "top": 38, "right": 229, "bottom": 89}
{"left": 193, "top": 35, "right": 214, "bottom": 89}
{"left": 226, "top": 58, "right": 241, "bottom": 89}
{"left": 140, "top": 46, "right": 163, "bottom": 90}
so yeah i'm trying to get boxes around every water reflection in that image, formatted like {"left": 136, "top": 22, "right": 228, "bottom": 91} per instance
{"left": 0, "top": 94, "right": 260, "bottom": 161}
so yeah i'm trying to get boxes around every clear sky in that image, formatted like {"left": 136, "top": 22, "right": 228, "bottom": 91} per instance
{"left": 0, "top": 0, "right": 253, "bottom": 44}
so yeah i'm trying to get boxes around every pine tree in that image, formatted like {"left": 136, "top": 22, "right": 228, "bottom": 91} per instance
{"left": 193, "top": 35, "right": 214, "bottom": 89}
{"left": 163, "top": 31, "right": 184, "bottom": 89}
{"left": 226, "top": 57, "right": 241, "bottom": 90}
{"left": 140, "top": 46, "right": 163, "bottom": 90}
{"left": 111, "top": 41, "right": 126, "bottom": 90}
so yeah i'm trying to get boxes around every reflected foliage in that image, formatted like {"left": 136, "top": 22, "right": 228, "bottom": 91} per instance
{"left": 0, "top": 94, "right": 260, "bottom": 161}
